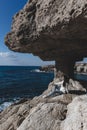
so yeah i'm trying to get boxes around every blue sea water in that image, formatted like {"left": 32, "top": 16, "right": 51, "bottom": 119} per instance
{"left": 0, "top": 66, "right": 54, "bottom": 111}
{"left": 0, "top": 66, "right": 87, "bottom": 112}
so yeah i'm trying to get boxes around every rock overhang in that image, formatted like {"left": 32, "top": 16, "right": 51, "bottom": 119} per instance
{"left": 4, "top": 0, "right": 87, "bottom": 76}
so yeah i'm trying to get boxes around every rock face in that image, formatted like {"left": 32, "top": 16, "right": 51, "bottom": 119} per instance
{"left": 5, "top": 0, "right": 87, "bottom": 77}
{"left": 61, "top": 95, "right": 87, "bottom": 130}
{"left": 17, "top": 102, "right": 66, "bottom": 130}
{"left": 0, "top": 99, "right": 31, "bottom": 130}
{"left": 75, "top": 63, "right": 87, "bottom": 74}
{"left": 17, "top": 95, "right": 87, "bottom": 130}
{"left": 0, "top": 95, "right": 69, "bottom": 130}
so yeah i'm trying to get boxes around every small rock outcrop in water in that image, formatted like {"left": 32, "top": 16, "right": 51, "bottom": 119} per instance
{"left": 40, "top": 65, "right": 55, "bottom": 72}
{"left": 5, "top": 0, "right": 87, "bottom": 77}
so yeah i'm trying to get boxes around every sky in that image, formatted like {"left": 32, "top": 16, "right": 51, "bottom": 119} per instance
{"left": 0, "top": 0, "right": 55, "bottom": 66}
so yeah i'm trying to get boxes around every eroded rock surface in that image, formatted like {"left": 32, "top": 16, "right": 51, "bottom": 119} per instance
{"left": 61, "top": 95, "right": 87, "bottom": 130}
{"left": 0, "top": 94, "right": 74, "bottom": 130}
{"left": 5, "top": 0, "right": 87, "bottom": 76}
{"left": 0, "top": 99, "right": 31, "bottom": 130}
{"left": 17, "top": 95, "right": 87, "bottom": 130}
{"left": 5, "top": 0, "right": 87, "bottom": 58}
{"left": 17, "top": 102, "right": 66, "bottom": 130}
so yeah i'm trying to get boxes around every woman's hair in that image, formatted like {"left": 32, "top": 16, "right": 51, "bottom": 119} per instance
{"left": 63, "top": 74, "right": 69, "bottom": 86}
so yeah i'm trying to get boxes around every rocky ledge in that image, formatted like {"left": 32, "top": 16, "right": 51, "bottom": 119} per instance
{"left": 0, "top": 78, "right": 87, "bottom": 130}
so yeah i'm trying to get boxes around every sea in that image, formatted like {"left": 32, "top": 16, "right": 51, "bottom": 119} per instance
{"left": 0, "top": 66, "right": 87, "bottom": 112}
{"left": 0, "top": 66, "right": 54, "bottom": 112}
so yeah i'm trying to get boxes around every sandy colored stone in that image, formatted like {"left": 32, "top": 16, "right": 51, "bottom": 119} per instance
{"left": 17, "top": 102, "right": 66, "bottom": 130}
{"left": 61, "top": 95, "right": 87, "bottom": 130}
{"left": 0, "top": 100, "right": 31, "bottom": 130}
{"left": 0, "top": 76, "right": 86, "bottom": 130}
{"left": 4, "top": 0, "right": 87, "bottom": 61}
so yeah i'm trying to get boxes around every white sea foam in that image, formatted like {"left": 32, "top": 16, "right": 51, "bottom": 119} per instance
{"left": 31, "top": 69, "right": 53, "bottom": 73}
{"left": 0, "top": 102, "right": 13, "bottom": 112}
{"left": 31, "top": 69, "right": 45, "bottom": 73}
{"left": 0, "top": 98, "right": 21, "bottom": 112}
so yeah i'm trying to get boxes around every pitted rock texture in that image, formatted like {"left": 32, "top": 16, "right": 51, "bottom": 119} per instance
{"left": 17, "top": 102, "right": 66, "bottom": 130}
{"left": 0, "top": 94, "right": 72, "bottom": 130}
{"left": 0, "top": 94, "right": 78, "bottom": 130}
{"left": 61, "top": 95, "right": 87, "bottom": 130}
{"left": 5, "top": 0, "right": 87, "bottom": 61}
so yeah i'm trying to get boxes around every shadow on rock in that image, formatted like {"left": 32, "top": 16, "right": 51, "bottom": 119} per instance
{"left": 69, "top": 90, "right": 86, "bottom": 95}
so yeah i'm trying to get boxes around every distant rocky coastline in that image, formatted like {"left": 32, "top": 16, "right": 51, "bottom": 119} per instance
{"left": 40, "top": 65, "right": 55, "bottom": 72}
{"left": 40, "top": 63, "right": 87, "bottom": 75}
{"left": 75, "top": 63, "right": 87, "bottom": 74}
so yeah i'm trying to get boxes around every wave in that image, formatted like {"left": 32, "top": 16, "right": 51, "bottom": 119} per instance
{"left": 0, "top": 97, "right": 21, "bottom": 112}
{"left": 30, "top": 69, "right": 53, "bottom": 73}
{"left": 30, "top": 69, "right": 45, "bottom": 73}
{"left": 0, "top": 101, "right": 13, "bottom": 112}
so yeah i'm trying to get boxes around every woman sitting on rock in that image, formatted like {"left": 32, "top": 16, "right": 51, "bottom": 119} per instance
{"left": 43, "top": 73, "right": 70, "bottom": 98}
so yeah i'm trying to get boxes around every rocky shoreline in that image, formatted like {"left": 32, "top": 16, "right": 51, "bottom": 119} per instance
{"left": 40, "top": 63, "right": 87, "bottom": 75}
{"left": 0, "top": 77, "right": 87, "bottom": 130}
{"left": 40, "top": 65, "right": 55, "bottom": 72}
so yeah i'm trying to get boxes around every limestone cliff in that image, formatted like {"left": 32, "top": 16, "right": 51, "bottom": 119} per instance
{"left": 5, "top": 0, "right": 87, "bottom": 77}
